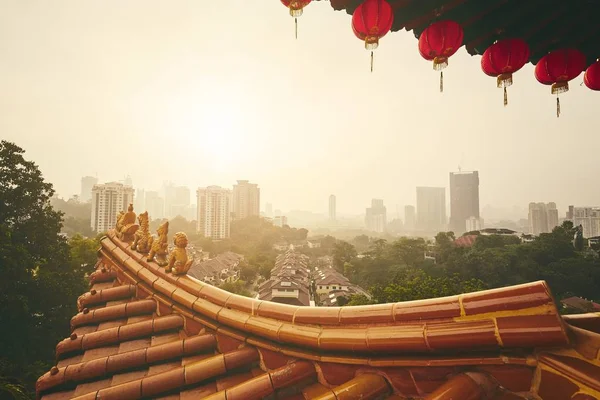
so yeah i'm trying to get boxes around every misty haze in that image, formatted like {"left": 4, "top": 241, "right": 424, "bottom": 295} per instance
{"left": 2, "top": 1, "right": 600, "bottom": 399}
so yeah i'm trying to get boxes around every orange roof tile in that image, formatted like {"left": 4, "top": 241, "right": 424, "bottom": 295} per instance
{"left": 36, "top": 231, "right": 600, "bottom": 399}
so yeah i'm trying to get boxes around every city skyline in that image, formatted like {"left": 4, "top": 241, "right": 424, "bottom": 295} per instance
{"left": 78, "top": 174, "right": 591, "bottom": 223}
{"left": 3, "top": 1, "right": 599, "bottom": 216}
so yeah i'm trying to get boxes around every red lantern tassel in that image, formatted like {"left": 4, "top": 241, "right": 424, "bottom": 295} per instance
{"left": 370, "top": 51, "right": 374, "bottom": 73}
{"left": 440, "top": 71, "right": 443, "bottom": 93}
{"left": 504, "top": 86, "right": 508, "bottom": 107}
{"left": 557, "top": 96, "right": 560, "bottom": 118}
{"left": 295, "top": 17, "right": 298, "bottom": 39}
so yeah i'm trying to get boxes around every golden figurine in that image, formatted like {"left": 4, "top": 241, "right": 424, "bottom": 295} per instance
{"left": 166, "top": 232, "right": 192, "bottom": 275}
{"left": 131, "top": 211, "right": 151, "bottom": 254}
{"left": 147, "top": 220, "right": 169, "bottom": 266}
{"left": 116, "top": 204, "right": 139, "bottom": 242}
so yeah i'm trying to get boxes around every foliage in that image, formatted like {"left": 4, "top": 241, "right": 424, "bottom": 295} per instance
{"left": 0, "top": 141, "right": 95, "bottom": 395}
{"left": 346, "top": 294, "right": 376, "bottom": 306}
{"left": 369, "top": 269, "right": 486, "bottom": 304}
{"left": 340, "top": 221, "right": 600, "bottom": 308}
{"left": 0, "top": 377, "right": 29, "bottom": 400}
{"left": 332, "top": 241, "right": 357, "bottom": 272}
{"left": 50, "top": 197, "right": 93, "bottom": 237}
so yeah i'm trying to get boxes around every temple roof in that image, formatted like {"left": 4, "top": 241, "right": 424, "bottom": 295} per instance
{"left": 36, "top": 231, "right": 600, "bottom": 399}
{"left": 318, "top": 0, "right": 600, "bottom": 66}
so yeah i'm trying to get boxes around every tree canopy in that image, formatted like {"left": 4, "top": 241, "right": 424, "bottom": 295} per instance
{"left": 343, "top": 223, "right": 600, "bottom": 308}
{"left": 0, "top": 141, "right": 97, "bottom": 396}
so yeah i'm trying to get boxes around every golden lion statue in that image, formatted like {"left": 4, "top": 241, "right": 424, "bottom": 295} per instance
{"left": 166, "top": 232, "right": 192, "bottom": 275}
{"left": 147, "top": 220, "right": 169, "bottom": 266}
{"left": 131, "top": 211, "right": 151, "bottom": 253}
{"left": 116, "top": 204, "right": 139, "bottom": 242}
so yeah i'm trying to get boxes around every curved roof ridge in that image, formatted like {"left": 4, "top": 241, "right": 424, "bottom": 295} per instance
{"left": 100, "top": 233, "right": 569, "bottom": 356}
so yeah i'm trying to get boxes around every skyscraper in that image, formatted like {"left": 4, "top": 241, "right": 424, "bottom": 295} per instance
{"left": 80, "top": 176, "right": 98, "bottom": 203}
{"left": 145, "top": 191, "right": 165, "bottom": 220}
{"left": 232, "top": 180, "right": 260, "bottom": 221}
{"left": 134, "top": 188, "right": 145, "bottom": 213}
{"left": 365, "top": 199, "right": 387, "bottom": 233}
{"left": 197, "top": 186, "right": 232, "bottom": 239}
{"left": 265, "top": 203, "right": 273, "bottom": 217}
{"left": 404, "top": 205, "right": 416, "bottom": 230}
{"left": 449, "top": 171, "right": 480, "bottom": 234}
{"left": 329, "top": 195, "right": 336, "bottom": 221}
{"left": 568, "top": 206, "right": 600, "bottom": 238}
{"left": 90, "top": 182, "right": 134, "bottom": 233}
{"left": 164, "top": 183, "right": 191, "bottom": 219}
{"left": 529, "top": 202, "right": 559, "bottom": 235}
{"left": 416, "top": 187, "right": 446, "bottom": 232}
{"left": 123, "top": 175, "right": 133, "bottom": 187}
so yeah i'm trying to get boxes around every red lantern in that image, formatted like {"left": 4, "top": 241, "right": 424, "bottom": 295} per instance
{"left": 534, "top": 49, "right": 586, "bottom": 117}
{"left": 481, "top": 39, "right": 530, "bottom": 106}
{"left": 352, "top": 0, "right": 394, "bottom": 72}
{"left": 418, "top": 20, "right": 464, "bottom": 92}
{"left": 281, "top": 0, "right": 311, "bottom": 39}
{"left": 584, "top": 59, "right": 600, "bottom": 91}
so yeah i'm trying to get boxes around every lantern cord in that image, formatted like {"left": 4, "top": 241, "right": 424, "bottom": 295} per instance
{"left": 295, "top": 18, "right": 298, "bottom": 39}
{"left": 370, "top": 51, "right": 374, "bottom": 73}
{"left": 557, "top": 96, "right": 560, "bottom": 118}
{"left": 440, "top": 71, "right": 443, "bottom": 93}
{"left": 504, "top": 86, "right": 508, "bottom": 107}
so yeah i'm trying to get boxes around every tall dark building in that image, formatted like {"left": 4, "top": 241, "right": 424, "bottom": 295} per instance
{"left": 449, "top": 171, "right": 480, "bottom": 234}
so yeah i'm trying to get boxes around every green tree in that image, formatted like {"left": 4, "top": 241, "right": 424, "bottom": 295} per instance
{"left": 346, "top": 294, "right": 376, "bottom": 306}
{"left": 332, "top": 241, "right": 357, "bottom": 271}
{"left": 389, "top": 237, "right": 426, "bottom": 267}
{"left": 239, "top": 261, "right": 258, "bottom": 282}
{"left": 0, "top": 141, "right": 90, "bottom": 394}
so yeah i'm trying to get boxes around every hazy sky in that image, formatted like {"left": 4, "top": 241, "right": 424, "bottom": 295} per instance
{"left": 1, "top": 1, "right": 599, "bottom": 216}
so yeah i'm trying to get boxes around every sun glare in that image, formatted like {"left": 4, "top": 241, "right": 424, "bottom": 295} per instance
{"left": 166, "top": 89, "right": 249, "bottom": 172}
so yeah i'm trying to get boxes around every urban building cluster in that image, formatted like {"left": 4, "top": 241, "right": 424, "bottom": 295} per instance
{"left": 186, "top": 251, "right": 244, "bottom": 285}
{"left": 258, "top": 251, "right": 311, "bottom": 306}
{"left": 84, "top": 171, "right": 600, "bottom": 241}
{"left": 88, "top": 178, "right": 263, "bottom": 239}
{"left": 366, "top": 170, "right": 481, "bottom": 236}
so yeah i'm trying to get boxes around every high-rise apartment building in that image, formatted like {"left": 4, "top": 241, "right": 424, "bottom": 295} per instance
{"left": 164, "top": 184, "right": 191, "bottom": 219}
{"left": 404, "top": 205, "right": 416, "bottom": 230}
{"left": 265, "top": 203, "right": 273, "bottom": 217}
{"left": 365, "top": 199, "right": 387, "bottom": 233}
{"left": 329, "top": 195, "right": 336, "bottom": 221}
{"left": 466, "top": 216, "right": 483, "bottom": 232}
{"left": 145, "top": 191, "right": 165, "bottom": 220}
{"left": 91, "top": 182, "right": 134, "bottom": 233}
{"left": 123, "top": 175, "right": 133, "bottom": 187}
{"left": 197, "top": 186, "right": 232, "bottom": 239}
{"left": 80, "top": 176, "right": 98, "bottom": 203}
{"left": 232, "top": 180, "right": 260, "bottom": 221}
{"left": 272, "top": 215, "right": 288, "bottom": 228}
{"left": 528, "top": 202, "right": 559, "bottom": 235}
{"left": 567, "top": 206, "right": 600, "bottom": 238}
{"left": 416, "top": 187, "right": 446, "bottom": 232}
{"left": 449, "top": 171, "right": 480, "bottom": 234}
{"left": 547, "top": 202, "right": 559, "bottom": 232}
{"left": 134, "top": 189, "right": 145, "bottom": 213}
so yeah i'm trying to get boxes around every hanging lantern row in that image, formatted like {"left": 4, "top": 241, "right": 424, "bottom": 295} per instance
{"left": 280, "top": 0, "right": 599, "bottom": 117}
